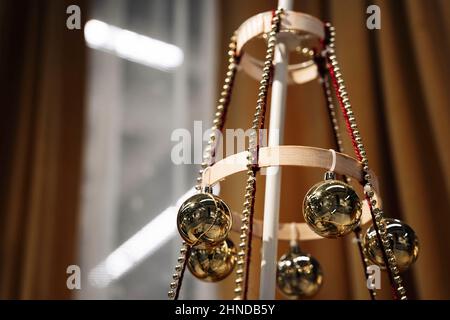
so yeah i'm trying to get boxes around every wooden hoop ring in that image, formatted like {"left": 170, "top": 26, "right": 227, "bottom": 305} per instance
{"left": 235, "top": 10, "right": 324, "bottom": 84}
{"left": 204, "top": 146, "right": 379, "bottom": 242}
{"left": 239, "top": 54, "right": 319, "bottom": 85}
{"left": 202, "top": 145, "right": 379, "bottom": 192}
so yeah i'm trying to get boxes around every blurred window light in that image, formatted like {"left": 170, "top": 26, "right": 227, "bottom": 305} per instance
{"left": 84, "top": 19, "right": 184, "bottom": 71}
{"left": 88, "top": 184, "right": 220, "bottom": 288}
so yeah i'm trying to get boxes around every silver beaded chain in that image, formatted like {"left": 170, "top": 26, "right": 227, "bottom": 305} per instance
{"left": 324, "top": 23, "right": 407, "bottom": 300}
{"left": 233, "top": 9, "right": 284, "bottom": 300}
{"left": 168, "top": 34, "right": 239, "bottom": 300}
{"left": 320, "top": 69, "right": 376, "bottom": 300}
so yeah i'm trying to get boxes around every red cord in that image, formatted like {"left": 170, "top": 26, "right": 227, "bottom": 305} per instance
{"left": 327, "top": 64, "right": 363, "bottom": 161}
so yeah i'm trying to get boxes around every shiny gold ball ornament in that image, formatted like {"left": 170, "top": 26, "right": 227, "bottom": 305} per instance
{"left": 177, "top": 193, "right": 232, "bottom": 246}
{"left": 303, "top": 172, "right": 362, "bottom": 238}
{"left": 187, "top": 238, "right": 236, "bottom": 282}
{"left": 276, "top": 245, "right": 323, "bottom": 298}
{"left": 363, "top": 218, "right": 419, "bottom": 272}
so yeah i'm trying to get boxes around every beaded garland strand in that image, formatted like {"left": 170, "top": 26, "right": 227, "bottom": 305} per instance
{"left": 168, "top": 33, "right": 240, "bottom": 300}
{"left": 233, "top": 9, "right": 284, "bottom": 300}
{"left": 324, "top": 23, "right": 407, "bottom": 300}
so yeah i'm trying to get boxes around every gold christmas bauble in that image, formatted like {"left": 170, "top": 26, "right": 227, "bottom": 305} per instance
{"left": 363, "top": 218, "right": 419, "bottom": 272}
{"left": 303, "top": 179, "right": 362, "bottom": 238}
{"left": 276, "top": 246, "right": 323, "bottom": 298}
{"left": 177, "top": 193, "right": 232, "bottom": 246}
{"left": 187, "top": 238, "right": 236, "bottom": 282}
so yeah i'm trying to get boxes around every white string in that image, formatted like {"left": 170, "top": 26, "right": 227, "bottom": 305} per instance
{"left": 289, "top": 222, "right": 298, "bottom": 248}
{"left": 328, "top": 148, "right": 336, "bottom": 172}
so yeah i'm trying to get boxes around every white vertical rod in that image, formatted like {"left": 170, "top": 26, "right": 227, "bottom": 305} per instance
{"left": 259, "top": 0, "right": 292, "bottom": 300}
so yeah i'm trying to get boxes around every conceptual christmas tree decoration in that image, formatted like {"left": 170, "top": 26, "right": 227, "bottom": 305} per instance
{"left": 167, "top": 7, "right": 419, "bottom": 301}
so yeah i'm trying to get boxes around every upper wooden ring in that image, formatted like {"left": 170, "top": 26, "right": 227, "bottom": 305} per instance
{"left": 235, "top": 10, "right": 325, "bottom": 84}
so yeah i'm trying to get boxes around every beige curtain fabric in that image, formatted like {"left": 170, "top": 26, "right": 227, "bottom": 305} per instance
{"left": 217, "top": 0, "right": 450, "bottom": 299}
{"left": 0, "top": 0, "right": 86, "bottom": 299}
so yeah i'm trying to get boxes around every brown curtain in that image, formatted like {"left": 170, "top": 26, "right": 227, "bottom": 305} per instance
{"left": 217, "top": 0, "right": 450, "bottom": 299}
{"left": 0, "top": 0, "right": 86, "bottom": 299}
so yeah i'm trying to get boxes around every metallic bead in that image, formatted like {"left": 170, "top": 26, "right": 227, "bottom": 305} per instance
{"left": 378, "top": 222, "right": 387, "bottom": 233}
{"left": 174, "top": 265, "right": 182, "bottom": 272}
{"left": 303, "top": 179, "right": 362, "bottom": 238}
{"left": 363, "top": 219, "right": 419, "bottom": 272}
{"left": 172, "top": 273, "right": 180, "bottom": 280}
{"left": 177, "top": 193, "right": 232, "bottom": 246}
{"left": 276, "top": 245, "right": 323, "bottom": 298}
{"left": 391, "top": 266, "right": 400, "bottom": 274}
{"left": 366, "top": 190, "right": 374, "bottom": 198}
{"left": 388, "top": 257, "right": 397, "bottom": 266}
{"left": 170, "top": 282, "right": 178, "bottom": 289}
{"left": 382, "top": 239, "right": 391, "bottom": 247}
{"left": 168, "top": 290, "right": 175, "bottom": 298}
{"left": 187, "top": 238, "right": 237, "bottom": 282}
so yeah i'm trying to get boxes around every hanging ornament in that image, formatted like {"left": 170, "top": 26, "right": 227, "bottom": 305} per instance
{"left": 177, "top": 192, "right": 232, "bottom": 246}
{"left": 303, "top": 151, "right": 362, "bottom": 238}
{"left": 276, "top": 243, "right": 323, "bottom": 298}
{"left": 363, "top": 218, "right": 419, "bottom": 272}
{"left": 187, "top": 238, "right": 236, "bottom": 282}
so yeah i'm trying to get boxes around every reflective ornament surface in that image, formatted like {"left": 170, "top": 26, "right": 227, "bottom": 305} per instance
{"left": 276, "top": 245, "right": 323, "bottom": 298}
{"left": 177, "top": 193, "right": 232, "bottom": 246}
{"left": 187, "top": 238, "right": 236, "bottom": 282}
{"left": 363, "top": 218, "right": 419, "bottom": 272}
{"left": 303, "top": 179, "right": 362, "bottom": 238}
